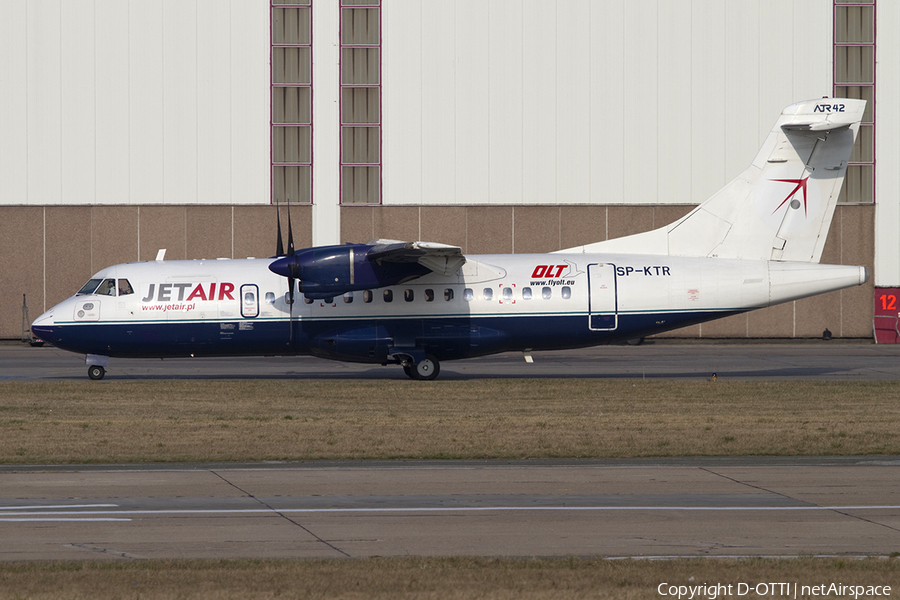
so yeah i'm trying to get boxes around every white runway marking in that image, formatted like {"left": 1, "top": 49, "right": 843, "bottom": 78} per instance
{"left": 1, "top": 505, "right": 898, "bottom": 521}
{"left": 0, "top": 504, "right": 118, "bottom": 511}
{"left": 0, "top": 518, "right": 131, "bottom": 522}
{"left": 0, "top": 504, "right": 127, "bottom": 522}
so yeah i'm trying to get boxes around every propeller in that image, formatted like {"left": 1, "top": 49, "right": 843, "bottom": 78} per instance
{"left": 276, "top": 209, "right": 285, "bottom": 258}
{"left": 285, "top": 207, "right": 296, "bottom": 306}
{"left": 275, "top": 203, "right": 298, "bottom": 347}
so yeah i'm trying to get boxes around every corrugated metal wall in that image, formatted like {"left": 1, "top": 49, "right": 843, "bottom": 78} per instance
{"left": 0, "top": 1, "right": 270, "bottom": 206}
{"left": 382, "top": 0, "right": 833, "bottom": 206}
{"left": 876, "top": 1, "right": 900, "bottom": 287}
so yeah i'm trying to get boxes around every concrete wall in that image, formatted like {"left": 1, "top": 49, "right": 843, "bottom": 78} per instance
{"left": 2, "top": 205, "right": 312, "bottom": 339}
{"left": 3, "top": 204, "right": 874, "bottom": 341}
{"left": 339, "top": 204, "right": 874, "bottom": 339}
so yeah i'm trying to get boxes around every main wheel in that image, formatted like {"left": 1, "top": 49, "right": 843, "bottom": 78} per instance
{"left": 412, "top": 355, "right": 440, "bottom": 381}
{"left": 88, "top": 365, "right": 106, "bottom": 380}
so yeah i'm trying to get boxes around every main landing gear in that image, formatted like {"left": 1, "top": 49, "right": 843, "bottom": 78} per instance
{"left": 401, "top": 354, "right": 440, "bottom": 381}
{"left": 86, "top": 354, "right": 109, "bottom": 380}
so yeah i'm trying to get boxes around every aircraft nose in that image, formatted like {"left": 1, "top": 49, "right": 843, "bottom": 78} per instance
{"left": 30, "top": 309, "right": 56, "bottom": 342}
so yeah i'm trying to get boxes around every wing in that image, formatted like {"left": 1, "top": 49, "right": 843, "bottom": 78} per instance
{"left": 367, "top": 239, "right": 467, "bottom": 277}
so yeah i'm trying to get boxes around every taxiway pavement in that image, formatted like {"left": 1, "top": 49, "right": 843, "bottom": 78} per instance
{"left": 3, "top": 342, "right": 898, "bottom": 561}
{"left": 2, "top": 340, "right": 899, "bottom": 381}
{"left": 1, "top": 458, "right": 899, "bottom": 561}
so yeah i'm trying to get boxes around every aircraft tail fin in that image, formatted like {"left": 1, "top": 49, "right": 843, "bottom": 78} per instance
{"left": 560, "top": 99, "right": 866, "bottom": 262}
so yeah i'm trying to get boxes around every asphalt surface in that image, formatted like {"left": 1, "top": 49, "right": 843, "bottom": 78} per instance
{"left": 1, "top": 458, "right": 899, "bottom": 560}
{"left": 2, "top": 341, "right": 899, "bottom": 561}
{"left": 2, "top": 339, "right": 900, "bottom": 381}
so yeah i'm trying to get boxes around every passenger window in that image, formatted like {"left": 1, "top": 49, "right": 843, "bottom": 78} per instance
{"left": 384, "top": 290, "right": 393, "bottom": 302}
{"left": 323, "top": 297, "right": 334, "bottom": 304}
{"left": 522, "top": 287, "right": 532, "bottom": 300}
{"left": 265, "top": 292, "right": 275, "bottom": 304}
{"left": 343, "top": 292, "right": 353, "bottom": 303}
{"left": 502, "top": 287, "right": 512, "bottom": 301}
{"left": 363, "top": 290, "right": 373, "bottom": 303}
{"left": 117, "top": 279, "right": 134, "bottom": 295}
{"left": 77, "top": 279, "right": 103, "bottom": 295}
{"left": 404, "top": 289, "right": 414, "bottom": 302}
{"left": 561, "top": 286, "right": 571, "bottom": 299}
{"left": 542, "top": 287, "right": 552, "bottom": 299}
{"left": 425, "top": 289, "right": 434, "bottom": 302}
{"left": 304, "top": 296, "right": 313, "bottom": 304}
{"left": 464, "top": 288, "right": 474, "bottom": 301}
{"left": 483, "top": 288, "right": 493, "bottom": 301}
{"left": 444, "top": 288, "right": 454, "bottom": 301}
{"left": 96, "top": 279, "right": 117, "bottom": 297}
{"left": 244, "top": 291, "right": 255, "bottom": 303}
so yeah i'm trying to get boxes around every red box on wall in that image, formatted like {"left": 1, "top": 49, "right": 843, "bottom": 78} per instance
{"left": 874, "top": 288, "right": 900, "bottom": 344}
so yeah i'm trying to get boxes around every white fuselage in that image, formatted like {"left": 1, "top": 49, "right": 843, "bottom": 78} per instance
{"left": 32, "top": 253, "right": 867, "bottom": 364}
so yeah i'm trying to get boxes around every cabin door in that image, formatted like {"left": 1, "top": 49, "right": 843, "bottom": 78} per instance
{"left": 240, "top": 284, "right": 260, "bottom": 318}
{"left": 588, "top": 263, "right": 618, "bottom": 331}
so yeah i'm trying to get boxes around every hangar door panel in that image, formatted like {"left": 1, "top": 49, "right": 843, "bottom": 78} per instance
{"left": 588, "top": 264, "right": 617, "bottom": 331}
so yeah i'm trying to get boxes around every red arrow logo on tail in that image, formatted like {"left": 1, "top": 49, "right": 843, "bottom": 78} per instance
{"left": 770, "top": 177, "right": 810, "bottom": 217}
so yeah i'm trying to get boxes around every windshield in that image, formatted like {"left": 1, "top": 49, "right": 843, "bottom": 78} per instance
{"left": 76, "top": 279, "right": 103, "bottom": 295}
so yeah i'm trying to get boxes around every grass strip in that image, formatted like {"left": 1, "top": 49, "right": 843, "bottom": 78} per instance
{"left": 1, "top": 379, "right": 899, "bottom": 463}
{"left": 0, "top": 557, "right": 898, "bottom": 600}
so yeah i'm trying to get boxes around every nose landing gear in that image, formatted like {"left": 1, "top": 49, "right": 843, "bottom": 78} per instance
{"left": 88, "top": 365, "right": 106, "bottom": 380}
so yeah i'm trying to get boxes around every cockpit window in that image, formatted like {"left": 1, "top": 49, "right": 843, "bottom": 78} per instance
{"left": 95, "top": 279, "right": 117, "bottom": 296}
{"left": 118, "top": 279, "right": 134, "bottom": 295}
{"left": 77, "top": 279, "right": 103, "bottom": 295}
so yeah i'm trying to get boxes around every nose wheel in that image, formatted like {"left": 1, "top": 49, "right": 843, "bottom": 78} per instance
{"left": 88, "top": 365, "right": 106, "bottom": 380}
{"left": 403, "top": 354, "right": 440, "bottom": 381}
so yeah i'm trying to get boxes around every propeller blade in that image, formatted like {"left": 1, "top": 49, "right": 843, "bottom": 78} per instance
{"left": 286, "top": 207, "right": 296, "bottom": 307}
{"left": 287, "top": 207, "right": 295, "bottom": 257}
{"left": 276, "top": 207, "right": 285, "bottom": 257}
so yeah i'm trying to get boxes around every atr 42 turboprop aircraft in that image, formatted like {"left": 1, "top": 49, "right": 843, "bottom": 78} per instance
{"left": 33, "top": 99, "right": 869, "bottom": 380}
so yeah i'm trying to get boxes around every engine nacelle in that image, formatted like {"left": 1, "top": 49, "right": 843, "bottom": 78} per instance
{"left": 268, "top": 244, "right": 431, "bottom": 298}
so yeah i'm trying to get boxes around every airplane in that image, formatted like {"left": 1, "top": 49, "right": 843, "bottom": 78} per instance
{"left": 32, "top": 98, "right": 869, "bottom": 380}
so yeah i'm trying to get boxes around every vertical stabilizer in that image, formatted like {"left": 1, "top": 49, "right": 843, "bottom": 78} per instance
{"left": 560, "top": 99, "right": 865, "bottom": 263}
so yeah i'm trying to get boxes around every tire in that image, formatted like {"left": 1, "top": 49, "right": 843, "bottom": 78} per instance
{"left": 88, "top": 365, "right": 105, "bottom": 380}
{"left": 413, "top": 355, "right": 440, "bottom": 381}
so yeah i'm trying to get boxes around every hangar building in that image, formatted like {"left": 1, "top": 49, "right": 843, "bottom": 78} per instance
{"left": 1, "top": 1, "right": 895, "bottom": 341}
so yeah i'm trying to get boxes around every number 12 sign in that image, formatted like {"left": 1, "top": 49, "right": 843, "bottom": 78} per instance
{"left": 874, "top": 289, "right": 900, "bottom": 343}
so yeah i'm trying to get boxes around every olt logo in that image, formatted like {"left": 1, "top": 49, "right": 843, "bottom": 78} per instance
{"left": 531, "top": 265, "right": 567, "bottom": 278}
